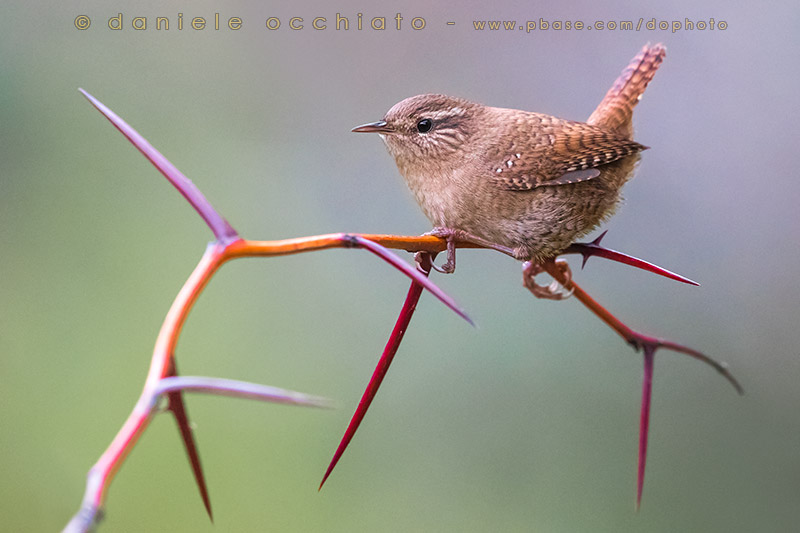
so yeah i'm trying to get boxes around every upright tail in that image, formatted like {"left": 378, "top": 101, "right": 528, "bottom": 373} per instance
{"left": 588, "top": 43, "right": 666, "bottom": 139}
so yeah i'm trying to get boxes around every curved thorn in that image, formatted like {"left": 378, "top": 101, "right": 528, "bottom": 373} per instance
{"left": 320, "top": 254, "right": 431, "bottom": 490}
{"left": 633, "top": 338, "right": 742, "bottom": 511}
{"left": 592, "top": 230, "right": 609, "bottom": 246}
{"left": 564, "top": 234, "right": 699, "bottom": 286}
{"left": 350, "top": 235, "right": 473, "bottom": 326}
{"left": 635, "top": 339, "right": 742, "bottom": 511}
{"left": 581, "top": 230, "right": 608, "bottom": 269}
{"left": 656, "top": 341, "right": 744, "bottom": 395}
{"left": 542, "top": 261, "right": 743, "bottom": 506}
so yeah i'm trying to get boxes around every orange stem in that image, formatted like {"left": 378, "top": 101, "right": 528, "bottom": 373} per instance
{"left": 224, "top": 233, "right": 480, "bottom": 258}
{"left": 543, "top": 261, "right": 635, "bottom": 343}
{"left": 66, "top": 234, "right": 453, "bottom": 532}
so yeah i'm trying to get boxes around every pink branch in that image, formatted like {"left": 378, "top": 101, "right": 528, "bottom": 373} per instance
{"left": 156, "top": 376, "right": 332, "bottom": 407}
{"left": 67, "top": 93, "right": 469, "bottom": 532}
{"left": 65, "top": 244, "right": 223, "bottom": 533}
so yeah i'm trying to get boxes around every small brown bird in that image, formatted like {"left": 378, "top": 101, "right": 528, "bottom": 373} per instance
{"left": 322, "top": 44, "right": 742, "bottom": 497}
{"left": 353, "top": 44, "right": 665, "bottom": 283}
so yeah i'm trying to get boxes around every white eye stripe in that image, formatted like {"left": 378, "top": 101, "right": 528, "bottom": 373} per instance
{"left": 423, "top": 109, "right": 468, "bottom": 122}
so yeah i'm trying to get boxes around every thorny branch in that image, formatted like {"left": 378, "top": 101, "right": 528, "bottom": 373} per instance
{"left": 65, "top": 90, "right": 740, "bottom": 532}
{"left": 65, "top": 90, "right": 467, "bottom": 533}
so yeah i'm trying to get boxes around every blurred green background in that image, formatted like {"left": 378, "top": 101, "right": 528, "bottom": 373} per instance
{"left": 1, "top": 0, "right": 798, "bottom": 531}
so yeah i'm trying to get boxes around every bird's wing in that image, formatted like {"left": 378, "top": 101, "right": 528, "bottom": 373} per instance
{"left": 488, "top": 118, "right": 646, "bottom": 191}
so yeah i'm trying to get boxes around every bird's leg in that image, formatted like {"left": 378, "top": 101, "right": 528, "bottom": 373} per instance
{"left": 425, "top": 227, "right": 515, "bottom": 274}
{"left": 523, "top": 259, "right": 574, "bottom": 300}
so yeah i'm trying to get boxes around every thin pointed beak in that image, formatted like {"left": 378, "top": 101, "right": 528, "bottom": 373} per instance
{"left": 352, "top": 121, "right": 394, "bottom": 134}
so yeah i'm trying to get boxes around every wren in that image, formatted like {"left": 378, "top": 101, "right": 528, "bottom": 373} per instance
{"left": 353, "top": 44, "right": 665, "bottom": 280}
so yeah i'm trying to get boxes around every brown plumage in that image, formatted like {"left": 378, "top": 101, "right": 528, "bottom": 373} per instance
{"left": 354, "top": 44, "right": 666, "bottom": 264}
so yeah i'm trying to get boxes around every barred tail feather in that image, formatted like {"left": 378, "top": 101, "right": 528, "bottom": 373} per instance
{"left": 588, "top": 43, "right": 666, "bottom": 139}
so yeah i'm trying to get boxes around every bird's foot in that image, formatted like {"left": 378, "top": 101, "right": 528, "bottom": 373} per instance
{"left": 424, "top": 227, "right": 459, "bottom": 273}
{"left": 523, "top": 259, "right": 574, "bottom": 300}
{"left": 424, "top": 227, "right": 516, "bottom": 274}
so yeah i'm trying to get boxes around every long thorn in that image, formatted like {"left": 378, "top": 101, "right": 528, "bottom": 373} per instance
{"left": 320, "top": 253, "right": 432, "bottom": 489}
{"left": 541, "top": 261, "right": 743, "bottom": 507}
{"left": 637, "top": 347, "right": 655, "bottom": 511}
{"left": 156, "top": 376, "right": 332, "bottom": 408}
{"left": 165, "top": 360, "right": 213, "bottom": 521}
{"left": 656, "top": 340, "right": 744, "bottom": 395}
{"left": 351, "top": 235, "right": 473, "bottom": 326}
{"left": 79, "top": 89, "right": 238, "bottom": 243}
{"left": 564, "top": 232, "right": 699, "bottom": 286}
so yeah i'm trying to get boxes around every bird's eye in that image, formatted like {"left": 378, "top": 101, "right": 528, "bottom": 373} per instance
{"left": 416, "top": 119, "right": 433, "bottom": 133}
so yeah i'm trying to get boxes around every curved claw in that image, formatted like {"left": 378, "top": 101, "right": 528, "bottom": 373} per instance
{"left": 523, "top": 260, "right": 574, "bottom": 300}
{"left": 429, "top": 257, "right": 454, "bottom": 275}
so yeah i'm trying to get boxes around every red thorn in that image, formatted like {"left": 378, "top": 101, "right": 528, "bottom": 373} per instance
{"left": 351, "top": 235, "right": 473, "bottom": 326}
{"left": 565, "top": 233, "right": 699, "bottom": 286}
{"left": 637, "top": 347, "right": 655, "bottom": 511}
{"left": 629, "top": 336, "right": 741, "bottom": 510}
{"left": 320, "top": 255, "right": 430, "bottom": 490}
{"left": 168, "top": 390, "right": 213, "bottom": 521}
{"left": 656, "top": 340, "right": 744, "bottom": 395}
{"left": 165, "top": 359, "right": 213, "bottom": 521}
{"left": 592, "top": 230, "right": 609, "bottom": 246}
{"left": 541, "top": 260, "right": 742, "bottom": 511}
